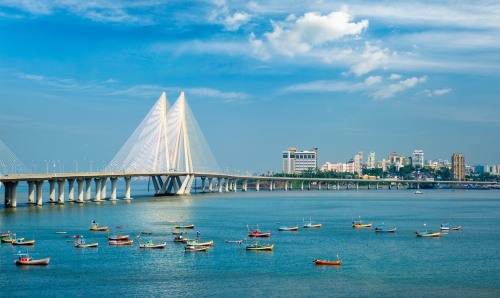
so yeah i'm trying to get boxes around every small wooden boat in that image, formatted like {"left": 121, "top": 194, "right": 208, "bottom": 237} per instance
{"left": 451, "top": 226, "right": 461, "bottom": 231}
{"left": 225, "top": 240, "right": 243, "bottom": 245}
{"left": 184, "top": 245, "right": 209, "bottom": 252}
{"left": 186, "top": 239, "right": 213, "bottom": 247}
{"left": 139, "top": 240, "right": 167, "bottom": 249}
{"left": 74, "top": 236, "right": 98, "bottom": 248}
{"left": 314, "top": 259, "right": 342, "bottom": 266}
{"left": 303, "top": 218, "right": 322, "bottom": 228}
{"left": 246, "top": 243, "right": 274, "bottom": 251}
{"left": 278, "top": 226, "right": 299, "bottom": 231}
{"left": 14, "top": 252, "right": 50, "bottom": 266}
{"left": 173, "top": 235, "right": 195, "bottom": 243}
{"left": 0, "top": 232, "right": 11, "bottom": 238}
{"left": 12, "top": 239, "right": 35, "bottom": 246}
{"left": 141, "top": 231, "right": 153, "bottom": 235}
{"left": 375, "top": 227, "right": 397, "bottom": 233}
{"left": 416, "top": 231, "right": 441, "bottom": 237}
{"left": 415, "top": 190, "right": 423, "bottom": 195}
{"left": 171, "top": 229, "right": 183, "bottom": 235}
{"left": 108, "top": 234, "right": 130, "bottom": 241}
{"left": 352, "top": 217, "right": 372, "bottom": 228}
{"left": 109, "top": 239, "right": 134, "bottom": 245}
{"left": 440, "top": 222, "right": 450, "bottom": 231}
{"left": 248, "top": 230, "right": 271, "bottom": 237}
{"left": 1, "top": 234, "right": 20, "bottom": 243}
{"left": 89, "top": 223, "right": 109, "bottom": 231}
{"left": 174, "top": 224, "right": 195, "bottom": 229}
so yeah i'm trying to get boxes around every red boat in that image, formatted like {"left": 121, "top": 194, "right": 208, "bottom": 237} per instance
{"left": 248, "top": 230, "right": 271, "bottom": 237}
{"left": 314, "top": 259, "right": 342, "bottom": 266}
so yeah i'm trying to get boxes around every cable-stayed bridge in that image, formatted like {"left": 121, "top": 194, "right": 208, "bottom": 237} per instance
{"left": 0, "top": 92, "right": 495, "bottom": 208}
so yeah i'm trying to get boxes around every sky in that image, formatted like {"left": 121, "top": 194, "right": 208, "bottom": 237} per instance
{"left": 0, "top": 0, "right": 499, "bottom": 174}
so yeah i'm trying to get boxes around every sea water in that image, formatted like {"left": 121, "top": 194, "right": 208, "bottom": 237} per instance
{"left": 1, "top": 186, "right": 499, "bottom": 297}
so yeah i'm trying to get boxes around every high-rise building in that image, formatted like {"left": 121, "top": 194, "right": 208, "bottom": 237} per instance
{"left": 367, "top": 152, "right": 375, "bottom": 169}
{"left": 353, "top": 152, "right": 363, "bottom": 175}
{"left": 452, "top": 153, "right": 465, "bottom": 181}
{"left": 282, "top": 147, "right": 318, "bottom": 174}
{"left": 412, "top": 149, "right": 424, "bottom": 168}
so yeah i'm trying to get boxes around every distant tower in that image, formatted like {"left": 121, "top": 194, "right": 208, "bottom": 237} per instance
{"left": 451, "top": 153, "right": 465, "bottom": 181}
{"left": 367, "top": 152, "right": 375, "bottom": 169}
{"left": 412, "top": 149, "right": 424, "bottom": 168}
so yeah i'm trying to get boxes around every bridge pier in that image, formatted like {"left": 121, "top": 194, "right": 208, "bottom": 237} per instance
{"left": 124, "top": 177, "right": 132, "bottom": 200}
{"left": 233, "top": 179, "right": 238, "bottom": 192}
{"left": 68, "top": 179, "right": 75, "bottom": 202}
{"left": 224, "top": 178, "right": 229, "bottom": 192}
{"left": 93, "top": 178, "right": 102, "bottom": 202}
{"left": 85, "top": 178, "right": 92, "bottom": 201}
{"left": 28, "top": 181, "right": 35, "bottom": 204}
{"left": 301, "top": 181, "right": 304, "bottom": 191}
{"left": 255, "top": 180, "right": 260, "bottom": 191}
{"left": 308, "top": 182, "right": 311, "bottom": 190}
{"left": 110, "top": 177, "right": 117, "bottom": 200}
{"left": 337, "top": 182, "right": 340, "bottom": 190}
{"left": 77, "top": 179, "right": 84, "bottom": 203}
{"left": 356, "top": 182, "right": 359, "bottom": 190}
{"left": 318, "top": 181, "right": 322, "bottom": 191}
{"left": 208, "top": 177, "right": 213, "bottom": 192}
{"left": 242, "top": 179, "right": 248, "bottom": 191}
{"left": 57, "top": 179, "right": 65, "bottom": 204}
{"left": 101, "top": 177, "right": 107, "bottom": 200}
{"left": 284, "top": 180, "right": 288, "bottom": 191}
{"left": 36, "top": 180, "right": 43, "bottom": 206}
{"left": 49, "top": 180, "right": 56, "bottom": 203}
{"left": 4, "top": 181, "right": 18, "bottom": 207}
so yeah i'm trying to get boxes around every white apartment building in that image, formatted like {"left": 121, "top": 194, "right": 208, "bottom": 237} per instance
{"left": 283, "top": 147, "right": 318, "bottom": 174}
{"left": 367, "top": 152, "right": 375, "bottom": 169}
{"left": 412, "top": 149, "right": 424, "bottom": 168}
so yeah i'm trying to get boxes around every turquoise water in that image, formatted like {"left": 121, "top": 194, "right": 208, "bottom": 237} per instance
{"left": 1, "top": 187, "right": 499, "bottom": 297}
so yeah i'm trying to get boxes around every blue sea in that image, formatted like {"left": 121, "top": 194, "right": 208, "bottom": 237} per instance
{"left": 1, "top": 183, "right": 499, "bottom": 297}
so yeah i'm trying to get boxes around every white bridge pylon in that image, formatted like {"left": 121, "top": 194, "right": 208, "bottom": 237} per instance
{"left": 106, "top": 91, "right": 219, "bottom": 196}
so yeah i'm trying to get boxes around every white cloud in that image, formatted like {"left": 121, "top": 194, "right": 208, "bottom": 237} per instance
{"left": 372, "top": 76, "right": 427, "bottom": 99}
{"left": 350, "top": 42, "right": 389, "bottom": 76}
{"left": 208, "top": 1, "right": 251, "bottom": 31}
{"left": 425, "top": 88, "right": 451, "bottom": 97}
{"left": 364, "top": 76, "right": 382, "bottom": 86}
{"left": 252, "top": 8, "right": 368, "bottom": 57}
{"left": 389, "top": 74, "right": 401, "bottom": 80}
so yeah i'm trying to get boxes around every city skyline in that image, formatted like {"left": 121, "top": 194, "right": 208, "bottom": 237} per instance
{"left": 1, "top": 1, "right": 499, "bottom": 173}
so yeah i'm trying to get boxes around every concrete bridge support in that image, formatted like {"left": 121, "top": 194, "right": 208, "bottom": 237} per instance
{"left": 4, "top": 181, "right": 18, "bottom": 207}
{"left": 100, "top": 177, "right": 107, "bottom": 199}
{"left": 217, "top": 177, "right": 223, "bottom": 192}
{"left": 77, "top": 179, "right": 84, "bottom": 203}
{"left": 28, "top": 181, "right": 35, "bottom": 204}
{"left": 68, "top": 179, "right": 75, "bottom": 202}
{"left": 301, "top": 181, "right": 304, "bottom": 191}
{"left": 284, "top": 180, "right": 289, "bottom": 191}
{"left": 57, "top": 179, "right": 65, "bottom": 204}
{"left": 36, "top": 180, "right": 43, "bottom": 206}
{"left": 85, "top": 178, "right": 92, "bottom": 201}
{"left": 49, "top": 180, "right": 56, "bottom": 203}
{"left": 124, "top": 177, "right": 132, "bottom": 200}
{"left": 110, "top": 177, "right": 118, "bottom": 201}
{"left": 93, "top": 178, "right": 102, "bottom": 202}
{"left": 356, "top": 182, "right": 359, "bottom": 190}
{"left": 256, "top": 180, "right": 260, "bottom": 191}
{"left": 318, "top": 182, "right": 322, "bottom": 191}
{"left": 208, "top": 177, "right": 213, "bottom": 192}
{"left": 242, "top": 179, "right": 248, "bottom": 191}
{"left": 224, "top": 178, "right": 229, "bottom": 192}
{"left": 337, "top": 182, "right": 340, "bottom": 190}
{"left": 308, "top": 182, "right": 311, "bottom": 190}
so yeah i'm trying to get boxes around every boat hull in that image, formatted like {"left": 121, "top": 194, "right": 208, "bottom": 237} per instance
{"left": 90, "top": 226, "right": 109, "bottom": 231}
{"left": 314, "top": 259, "right": 342, "bottom": 266}
{"left": 278, "top": 226, "right": 299, "bottom": 231}
{"left": 139, "top": 242, "right": 166, "bottom": 249}
{"left": 375, "top": 228, "right": 396, "bottom": 233}
{"left": 109, "top": 240, "right": 133, "bottom": 245}
{"left": 75, "top": 243, "right": 99, "bottom": 248}
{"left": 352, "top": 223, "right": 372, "bottom": 228}
{"left": 13, "top": 240, "right": 35, "bottom": 246}
{"left": 416, "top": 232, "right": 441, "bottom": 237}
{"left": 186, "top": 240, "right": 213, "bottom": 247}
{"left": 15, "top": 257, "right": 50, "bottom": 266}
{"left": 303, "top": 224, "right": 322, "bottom": 228}
{"left": 174, "top": 225, "right": 194, "bottom": 229}
{"left": 246, "top": 244, "right": 274, "bottom": 251}
{"left": 248, "top": 232, "right": 271, "bottom": 237}
{"left": 185, "top": 246, "right": 209, "bottom": 252}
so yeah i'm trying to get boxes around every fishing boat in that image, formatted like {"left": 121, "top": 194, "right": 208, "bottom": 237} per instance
{"left": 416, "top": 231, "right": 441, "bottom": 237}
{"left": 89, "top": 222, "right": 109, "bottom": 231}
{"left": 54, "top": 231, "right": 67, "bottom": 235}
{"left": 0, "top": 232, "right": 11, "bottom": 238}
{"left": 14, "top": 252, "right": 50, "bottom": 266}
{"left": 174, "top": 224, "right": 195, "bottom": 229}
{"left": 225, "top": 240, "right": 243, "bottom": 245}
{"left": 139, "top": 239, "right": 167, "bottom": 249}
{"left": 303, "top": 218, "right": 322, "bottom": 228}
{"left": 278, "top": 226, "right": 299, "bottom": 231}
{"left": 440, "top": 222, "right": 450, "bottom": 231}
{"left": 108, "top": 233, "right": 130, "bottom": 241}
{"left": 352, "top": 217, "right": 372, "bottom": 228}
{"left": 1, "top": 234, "right": 20, "bottom": 243}
{"left": 415, "top": 190, "right": 423, "bottom": 195}
{"left": 186, "top": 239, "right": 213, "bottom": 247}
{"left": 171, "top": 229, "right": 183, "bottom": 235}
{"left": 248, "top": 229, "right": 271, "bottom": 237}
{"left": 74, "top": 236, "right": 99, "bottom": 248}
{"left": 12, "top": 238, "right": 35, "bottom": 246}
{"left": 375, "top": 227, "right": 397, "bottom": 233}
{"left": 246, "top": 243, "right": 274, "bottom": 251}
{"left": 108, "top": 239, "right": 134, "bottom": 245}
{"left": 184, "top": 245, "right": 209, "bottom": 252}
{"left": 313, "top": 259, "right": 342, "bottom": 266}
{"left": 173, "top": 235, "right": 195, "bottom": 243}
{"left": 451, "top": 226, "right": 462, "bottom": 231}
{"left": 141, "top": 231, "right": 153, "bottom": 235}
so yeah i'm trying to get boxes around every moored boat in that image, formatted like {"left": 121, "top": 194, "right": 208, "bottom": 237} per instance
{"left": 246, "top": 243, "right": 274, "bottom": 251}
{"left": 184, "top": 245, "right": 209, "bottom": 252}
{"left": 171, "top": 229, "right": 183, "bottom": 235}
{"left": 74, "top": 235, "right": 99, "bottom": 248}
{"left": 108, "top": 233, "right": 130, "bottom": 241}
{"left": 313, "top": 259, "right": 342, "bottom": 266}
{"left": 109, "top": 239, "right": 133, "bottom": 245}
{"left": 14, "top": 252, "right": 50, "bottom": 266}
{"left": 248, "top": 229, "right": 271, "bottom": 237}
{"left": 415, "top": 190, "right": 423, "bottom": 195}
{"left": 186, "top": 239, "right": 213, "bottom": 247}
{"left": 416, "top": 231, "right": 441, "bottom": 237}
{"left": 303, "top": 218, "right": 322, "bottom": 228}
{"left": 451, "top": 226, "right": 461, "bottom": 231}
{"left": 1, "top": 234, "right": 20, "bottom": 243}
{"left": 440, "top": 222, "right": 450, "bottom": 231}
{"left": 139, "top": 239, "right": 167, "bottom": 249}
{"left": 89, "top": 221, "right": 109, "bottom": 231}
{"left": 12, "top": 238, "right": 35, "bottom": 246}
{"left": 352, "top": 221, "right": 372, "bottom": 228}
{"left": 375, "top": 227, "right": 397, "bottom": 233}
{"left": 278, "top": 226, "right": 299, "bottom": 231}
{"left": 174, "top": 224, "right": 195, "bottom": 229}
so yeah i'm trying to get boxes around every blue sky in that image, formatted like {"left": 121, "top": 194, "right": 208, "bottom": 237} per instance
{"left": 1, "top": 0, "right": 499, "bottom": 174}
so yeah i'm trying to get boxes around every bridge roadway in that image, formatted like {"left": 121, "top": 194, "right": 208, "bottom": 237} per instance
{"left": 0, "top": 172, "right": 495, "bottom": 207}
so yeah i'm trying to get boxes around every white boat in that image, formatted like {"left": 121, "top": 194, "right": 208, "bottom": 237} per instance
{"left": 74, "top": 236, "right": 98, "bottom": 248}
{"left": 14, "top": 252, "right": 50, "bottom": 266}
{"left": 415, "top": 191, "right": 423, "bottom": 195}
